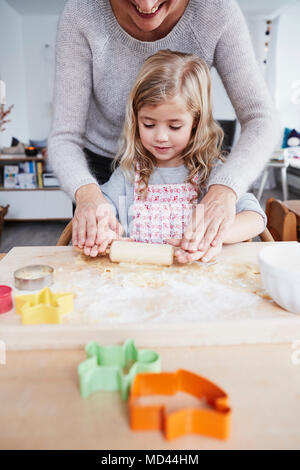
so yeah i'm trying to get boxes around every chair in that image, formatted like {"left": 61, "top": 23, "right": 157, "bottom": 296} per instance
{"left": 283, "top": 200, "right": 300, "bottom": 225}
{"left": 265, "top": 197, "right": 298, "bottom": 241}
{"left": 57, "top": 220, "right": 274, "bottom": 246}
{"left": 57, "top": 220, "right": 72, "bottom": 246}
{"left": 257, "top": 148, "right": 291, "bottom": 202}
{"left": 258, "top": 228, "right": 274, "bottom": 242}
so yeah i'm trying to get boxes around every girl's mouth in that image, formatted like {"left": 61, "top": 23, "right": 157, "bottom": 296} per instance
{"left": 154, "top": 146, "right": 171, "bottom": 153}
{"left": 132, "top": 2, "right": 165, "bottom": 19}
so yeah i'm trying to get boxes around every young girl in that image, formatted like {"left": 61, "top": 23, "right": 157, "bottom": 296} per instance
{"left": 92, "top": 50, "right": 266, "bottom": 263}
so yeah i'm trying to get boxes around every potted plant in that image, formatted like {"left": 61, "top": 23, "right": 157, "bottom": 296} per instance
{"left": 0, "top": 103, "right": 14, "bottom": 133}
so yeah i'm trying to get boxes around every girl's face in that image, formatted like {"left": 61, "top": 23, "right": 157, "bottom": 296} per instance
{"left": 138, "top": 96, "right": 195, "bottom": 168}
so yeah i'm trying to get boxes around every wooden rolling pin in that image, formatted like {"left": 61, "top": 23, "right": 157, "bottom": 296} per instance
{"left": 75, "top": 240, "right": 174, "bottom": 266}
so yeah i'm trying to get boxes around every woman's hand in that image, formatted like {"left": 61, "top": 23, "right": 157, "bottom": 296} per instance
{"left": 72, "top": 183, "right": 124, "bottom": 257}
{"left": 181, "top": 185, "right": 237, "bottom": 262}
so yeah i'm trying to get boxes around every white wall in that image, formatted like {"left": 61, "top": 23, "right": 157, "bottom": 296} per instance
{"left": 276, "top": 2, "right": 300, "bottom": 129}
{"left": 213, "top": 2, "right": 300, "bottom": 133}
{"left": 0, "top": 2, "right": 58, "bottom": 146}
{"left": 0, "top": 0, "right": 29, "bottom": 146}
{"left": 22, "top": 15, "right": 58, "bottom": 140}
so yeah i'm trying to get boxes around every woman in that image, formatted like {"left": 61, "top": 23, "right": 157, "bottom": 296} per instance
{"left": 48, "top": 0, "right": 279, "bottom": 259}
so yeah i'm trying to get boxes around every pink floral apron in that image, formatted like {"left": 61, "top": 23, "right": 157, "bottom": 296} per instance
{"left": 131, "top": 169, "right": 198, "bottom": 244}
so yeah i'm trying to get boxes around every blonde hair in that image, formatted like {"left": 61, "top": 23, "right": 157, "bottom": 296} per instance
{"left": 114, "top": 49, "right": 225, "bottom": 200}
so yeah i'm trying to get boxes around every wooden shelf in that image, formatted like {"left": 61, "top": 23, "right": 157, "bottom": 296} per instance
{"left": 0, "top": 154, "right": 73, "bottom": 219}
{"left": 0, "top": 153, "right": 44, "bottom": 162}
{"left": 0, "top": 187, "right": 60, "bottom": 191}
{"left": 0, "top": 154, "right": 60, "bottom": 190}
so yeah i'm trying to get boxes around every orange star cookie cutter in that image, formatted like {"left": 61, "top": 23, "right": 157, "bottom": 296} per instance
{"left": 129, "top": 369, "right": 231, "bottom": 441}
{"left": 15, "top": 287, "right": 74, "bottom": 324}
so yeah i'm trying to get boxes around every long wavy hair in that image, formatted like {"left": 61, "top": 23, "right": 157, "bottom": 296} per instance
{"left": 114, "top": 49, "right": 225, "bottom": 200}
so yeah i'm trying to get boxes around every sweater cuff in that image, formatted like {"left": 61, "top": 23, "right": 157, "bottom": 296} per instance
{"left": 207, "top": 174, "right": 246, "bottom": 200}
{"left": 64, "top": 177, "right": 100, "bottom": 203}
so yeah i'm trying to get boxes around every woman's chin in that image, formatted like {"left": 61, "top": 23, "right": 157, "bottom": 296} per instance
{"left": 132, "top": 17, "right": 166, "bottom": 32}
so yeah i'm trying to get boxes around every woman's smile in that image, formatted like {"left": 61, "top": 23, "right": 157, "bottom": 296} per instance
{"left": 109, "top": 0, "right": 189, "bottom": 41}
{"left": 131, "top": 1, "right": 166, "bottom": 19}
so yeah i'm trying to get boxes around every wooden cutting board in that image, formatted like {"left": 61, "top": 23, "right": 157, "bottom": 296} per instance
{"left": 0, "top": 242, "right": 300, "bottom": 350}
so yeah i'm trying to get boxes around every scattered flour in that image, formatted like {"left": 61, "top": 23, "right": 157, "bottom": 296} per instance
{"left": 47, "top": 258, "right": 271, "bottom": 325}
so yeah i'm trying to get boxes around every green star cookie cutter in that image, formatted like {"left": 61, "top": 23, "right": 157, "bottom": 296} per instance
{"left": 78, "top": 339, "right": 161, "bottom": 400}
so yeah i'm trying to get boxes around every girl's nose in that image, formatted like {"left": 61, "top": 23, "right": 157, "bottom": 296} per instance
{"left": 155, "top": 128, "right": 169, "bottom": 142}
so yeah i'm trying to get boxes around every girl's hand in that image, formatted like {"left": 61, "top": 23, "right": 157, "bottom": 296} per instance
{"left": 181, "top": 185, "right": 236, "bottom": 260}
{"left": 72, "top": 184, "right": 124, "bottom": 257}
{"left": 168, "top": 239, "right": 223, "bottom": 264}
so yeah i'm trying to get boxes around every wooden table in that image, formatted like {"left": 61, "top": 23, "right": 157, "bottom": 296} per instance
{"left": 0, "top": 344, "right": 299, "bottom": 450}
{"left": 0, "top": 244, "right": 300, "bottom": 449}
{"left": 1, "top": 243, "right": 300, "bottom": 349}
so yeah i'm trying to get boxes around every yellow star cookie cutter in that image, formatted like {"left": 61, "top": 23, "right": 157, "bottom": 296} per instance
{"left": 15, "top": 287, "right": 74, "bottom": 325}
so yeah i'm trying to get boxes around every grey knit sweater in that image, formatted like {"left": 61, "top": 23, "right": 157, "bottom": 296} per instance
{"left": 48, "top": 0, "right": 279, "bottom": 202}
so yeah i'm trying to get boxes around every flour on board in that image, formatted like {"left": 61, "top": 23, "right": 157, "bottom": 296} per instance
{"left": 34, "top": 254, "right": 273, "bottom": 325}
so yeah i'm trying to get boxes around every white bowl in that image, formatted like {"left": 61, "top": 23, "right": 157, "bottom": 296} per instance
{"left": 258, "top": 243, "right": 300, "bottom": 314}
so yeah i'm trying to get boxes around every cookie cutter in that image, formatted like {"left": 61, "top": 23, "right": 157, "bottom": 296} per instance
{"left": 78, "top": 339, "right": 161, "bottom": 400}
{"left": 15, "top": 287, "right": 74, "bottom": 324}
{"left": 14, "top": 264, "right": 54, "bottom": 291}
{"left": 0, "top": 285, "right": 13, "bottom": 314}
{"left": 129, "top": 369, "right": 231, "bottom": 441}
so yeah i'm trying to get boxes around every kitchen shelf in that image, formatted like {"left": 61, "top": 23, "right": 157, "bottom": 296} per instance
{"left": 0, "top": 153, "right": 44, "bottom": 163}
{"left": 0, "top": 153, "right": 73, "bottom": 220}
{"left": 0, "top": 156, "right": 44, "bottom": 162}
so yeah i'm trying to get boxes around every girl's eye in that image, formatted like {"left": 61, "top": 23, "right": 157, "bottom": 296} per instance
{"left": 170, "top": 126, "right": 181, "bottom": 130}
{"left": 143, "top": 124, "right": 154, "bottom": 128}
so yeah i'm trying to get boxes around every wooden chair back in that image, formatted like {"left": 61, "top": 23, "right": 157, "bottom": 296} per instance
{"left": 57, "top": 220, "right": 72, "bottom": 246}
{"left": 265, "top": 198, "right": 297, "bottom": 241}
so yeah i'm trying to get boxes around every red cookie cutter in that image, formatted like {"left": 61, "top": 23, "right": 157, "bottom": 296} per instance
{"left": 0, "top": 285, "right": 13, "bottom": 314}
{"left": 129, "top": 369, "right": 231, "bottom": 441}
